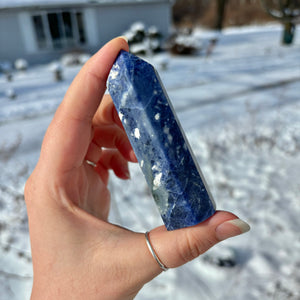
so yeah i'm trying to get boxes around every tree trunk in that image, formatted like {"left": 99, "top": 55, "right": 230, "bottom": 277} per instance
{"left": 282, "top": 21, "right": 295, "bottom": 45}
{"left": 215, "top": 0, "right": 227, "bottom": 31}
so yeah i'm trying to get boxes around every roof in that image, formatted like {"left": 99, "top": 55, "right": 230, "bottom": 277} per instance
{"left": 0, "top": 0, "right": 172, "bottom": 10}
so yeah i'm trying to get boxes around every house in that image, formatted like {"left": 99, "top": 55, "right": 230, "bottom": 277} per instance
{"left": 0, "top": 0, "right": 173, "bottom": 64}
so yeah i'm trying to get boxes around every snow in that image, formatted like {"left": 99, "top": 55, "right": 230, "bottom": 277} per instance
{"left": 0, "top": 24, "right": 300, "bottom": 299}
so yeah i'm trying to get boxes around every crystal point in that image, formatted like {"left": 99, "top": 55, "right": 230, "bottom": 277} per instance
{"left": 107, "top": 50, "right": 216, "bottom": 230}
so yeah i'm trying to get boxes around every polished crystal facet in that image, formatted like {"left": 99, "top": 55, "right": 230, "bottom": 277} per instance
{"left": 107, "top": 50, "right": 216, "bottom": 230}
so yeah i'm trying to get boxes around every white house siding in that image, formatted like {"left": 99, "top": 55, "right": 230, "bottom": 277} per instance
{"left": 18, "top": 12, "right": 38, "bottom": 54}
{"left": 0, "top": 12, "right": 25, "bottom": 62}
{"left": 94, "top": 2, "right": 172, "bottom": 46}
{"left": 84, "top": 8, "right": 100, "bottom": 48}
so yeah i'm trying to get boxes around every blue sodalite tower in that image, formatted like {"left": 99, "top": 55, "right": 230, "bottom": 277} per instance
{"left": 107, "top": 50, "right": 216, "bottom": 230}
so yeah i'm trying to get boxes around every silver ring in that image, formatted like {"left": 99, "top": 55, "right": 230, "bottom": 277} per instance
{"left": 86, "top": 160, "right": 97, "bottom": 167}
{"left": 145, "top": 231, "right": 169, "bottom": 272}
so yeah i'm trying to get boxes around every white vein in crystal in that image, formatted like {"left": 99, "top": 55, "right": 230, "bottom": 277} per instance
{"left": 118, "top": 111, "right": 124, "bottom": 121}
{"left": 153, "top": 172, "right": 162, "bottom": 190}
{"left": 152, "top": 164, "right": 160, "bottom": 171}
{"left": 163, "top": 126, "right": 173, "bottom": 144}
{"left": 134, "top": 128, "right": 140, "bottom": 139}
{"left": 109, "top": 63, "right": 120, "bottom": 80}
{"left": 121, "top": 86, "right": 132, "bottom": 107}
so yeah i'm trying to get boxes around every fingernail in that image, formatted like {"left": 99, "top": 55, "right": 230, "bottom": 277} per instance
{"left": 124, "top": 170, "right": 130, "bottom": 180}
{"left": 122, "top": 167, "right": 131, "bottom": 180}
{"left": 129, "top": 149, "right": 138, "bottom": 163}
{"left": 216, "top": 219, "right": 250, "bottom": 241}
{"left": 118, "top": 36, "right": 128, "bottom": 43}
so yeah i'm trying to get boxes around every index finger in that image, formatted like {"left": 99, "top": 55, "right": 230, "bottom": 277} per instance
{"left": 41, "top": 37, "right": 129, "bottom": 173}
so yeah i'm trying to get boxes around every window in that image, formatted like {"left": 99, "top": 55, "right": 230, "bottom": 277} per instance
{"left": 32, "top": 15, "right": 47, "bottom": 49}
{"left": 76, "top": 12, "right": 86, "bottom": 44}
{"left": 48, "top": 13, "right": 62, "bottom": 48}
{"left": 32, "top": 10, "right": 86, "bottom": 50}
{"left": 62, "top": 12, "right": 74, "bottom": 44}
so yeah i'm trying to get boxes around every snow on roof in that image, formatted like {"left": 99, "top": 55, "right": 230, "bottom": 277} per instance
{"left": 0, "top": 0, "right": 171, "bottom": 10}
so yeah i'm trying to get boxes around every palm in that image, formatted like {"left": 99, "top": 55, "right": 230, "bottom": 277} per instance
{"left": 69, "top": 163, "right": 111, "bottom": 221}
{"left": 47, "top": 85, "right": 135, "bottom": 221}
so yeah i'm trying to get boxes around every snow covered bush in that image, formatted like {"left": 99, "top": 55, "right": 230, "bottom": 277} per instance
{"left": 60, "top": 52, "right": 91, "bottom": 66}
{"left": 49, "top": 62, "right": 63, "bottom": 82}
{"left": 169, "top": 36, "right": 198, "bottom": 55}
{"left": 167, "top": 28, "right": 201, "bottom": 55}
{"left": 6, "top": 88, "right": 17, "bottom": 100}
{"left": 167, "top": 28, "right": 220, "bottom": 56}
{"left": 61, "top": 53, "right": 78, "bottom": 66}
{"left": 124, "top": 22, "right": 146, "bottom": 44}
{"left": 14, "top": 59, "right": 28, "bottom": 71}
{"left": 123, "top": 22, "right": 163, "bottom": 55}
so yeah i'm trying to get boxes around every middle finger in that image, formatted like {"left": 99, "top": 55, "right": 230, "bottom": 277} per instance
{"left": 93, "top": 125, "right": 137, "bottom": 163}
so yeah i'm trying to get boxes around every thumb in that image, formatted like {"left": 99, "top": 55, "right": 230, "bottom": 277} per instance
{"left": 146, "top": 211, "right": 250, "bottom": 270}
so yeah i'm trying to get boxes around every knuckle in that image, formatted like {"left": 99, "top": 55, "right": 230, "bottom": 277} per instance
{"left": 114, "top": 132, "right": 128, "bottom": 152}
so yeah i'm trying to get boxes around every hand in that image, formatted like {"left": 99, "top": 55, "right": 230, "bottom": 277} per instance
{"left": 25, "top": 37, "right": 250, "bottom": 300}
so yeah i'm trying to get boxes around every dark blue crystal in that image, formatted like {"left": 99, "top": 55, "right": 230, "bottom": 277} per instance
{"left": 107, "top": 50, "right": 216, "bottom": 230}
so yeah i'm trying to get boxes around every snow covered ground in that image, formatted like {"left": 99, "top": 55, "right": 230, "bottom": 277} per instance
{"left": 0, "top": 24, "right": 299, "bottom": 299}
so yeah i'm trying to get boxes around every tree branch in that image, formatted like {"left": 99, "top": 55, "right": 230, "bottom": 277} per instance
{"left": 260, "top": 0, "right": 300, "bottom": 21}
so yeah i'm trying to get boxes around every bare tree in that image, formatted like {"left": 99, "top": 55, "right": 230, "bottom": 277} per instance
{"left": 260, "top": 0, "right": 300, "bottom": 44}
{"left": 215, "top": 0, "right": 228, "bottom": 30}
